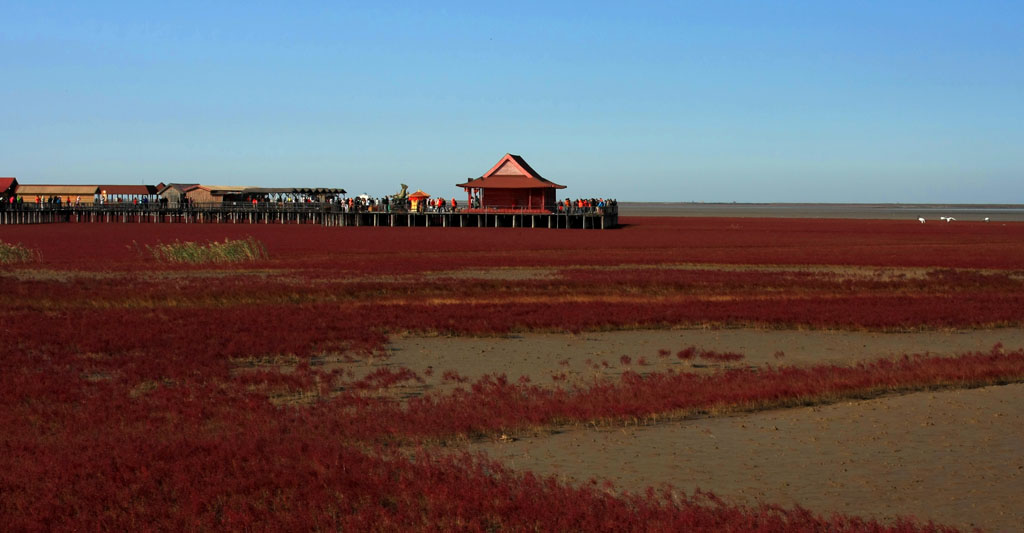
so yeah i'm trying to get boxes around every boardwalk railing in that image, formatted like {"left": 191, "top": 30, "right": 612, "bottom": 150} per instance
{"left": 0, "top": 202, "right": 618, "bottom": 229}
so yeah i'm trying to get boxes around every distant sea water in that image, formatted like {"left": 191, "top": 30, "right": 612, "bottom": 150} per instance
{"left": 618, "top": 203, "right": 1024, "bottom": 222}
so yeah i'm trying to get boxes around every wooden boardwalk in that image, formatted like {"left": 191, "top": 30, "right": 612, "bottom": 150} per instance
{"left": 0, "top": 204, "right": 619, "bottom": 229}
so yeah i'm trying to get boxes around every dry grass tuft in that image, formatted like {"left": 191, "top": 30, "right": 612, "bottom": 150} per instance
{"left": 0, "top": 240, "right": 41, "bottom": 264}
{"left": 146, "top": 236, "right": 268, "bottom": 264}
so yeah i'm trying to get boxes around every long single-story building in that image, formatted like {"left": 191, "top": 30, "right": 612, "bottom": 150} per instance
{"left": 15, "top": 185, "right": 101, "bottom": 204}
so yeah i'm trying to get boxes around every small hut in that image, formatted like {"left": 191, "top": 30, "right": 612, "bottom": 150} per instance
{"left": 183, "top": 185, "right": 249, "bottom": 204}
{"left": 457, "top": 154, "right": 565, "bottom": 212}
{"left": 157, "top": 183, "right": 200, "bottom": 204}
{"left": 408, "top": 190, "right": 431, "bottom": 212}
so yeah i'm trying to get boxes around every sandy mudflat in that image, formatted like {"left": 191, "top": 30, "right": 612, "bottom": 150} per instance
{"left": 618, "top": 202, "right": 1024, "bottom": 221}
{"left": 376, "top": 328, "right": 1024, "bottom": 531}
{"left": 384, "top": 328, "right": 1024, "bottom": 391}
{"left": 473, "top": 384, "right": 1024, "bottom": 532}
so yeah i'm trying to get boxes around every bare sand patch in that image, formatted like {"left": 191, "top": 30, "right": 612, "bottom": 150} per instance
{"left": 574, "top": 262, "right": 1024, "bottom": 283}
{"left": 384, "top": 328, "right": 1024, "bottom": 391}
{"left": 245, "top": 327, "right": 1024, "bottom": 411}
{"left": 473, "top": 384, "right": 1024, "bottom": 532}
{"left": 424, "top": 267, "right": 560, "bottom": 280}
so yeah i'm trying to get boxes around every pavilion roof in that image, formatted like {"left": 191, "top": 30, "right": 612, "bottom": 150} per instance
{"left": 457, "top": 153, "right": 566, "bottom": 190}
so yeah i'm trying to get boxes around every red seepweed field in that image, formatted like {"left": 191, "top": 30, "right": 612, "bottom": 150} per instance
{"left": 2, "top": 217, "right": 1023, "bottom": 531}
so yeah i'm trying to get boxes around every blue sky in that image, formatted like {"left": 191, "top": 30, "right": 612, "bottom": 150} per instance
{"left": 1, "top": 1, "right": 1021, "bottom": 202}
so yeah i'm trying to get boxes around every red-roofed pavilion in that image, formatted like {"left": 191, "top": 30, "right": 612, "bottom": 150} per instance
{"left": 408, "top": 189, "right": 431, "bottom": 212}
{"left": 0, "top": 177, "right": 17, "bottom": 198}
{"left": 457, "top": 154, "right": 565, "bottom": 212}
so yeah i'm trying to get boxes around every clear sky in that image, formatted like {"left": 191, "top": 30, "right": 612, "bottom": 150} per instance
{"left": 1, "top": 1, "right": 1021, "bottom": 202}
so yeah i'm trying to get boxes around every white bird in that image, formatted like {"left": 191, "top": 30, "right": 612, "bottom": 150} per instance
{"left": 946, "top": 217, "right": 955, "bottom": 222}
{"left": 984, "top": 217, "right": 990, "bottom": 222}
{"left": 918, "top": 217, "right": 926, "bottom": 224}
{"left": 939, "top": 216, "right": 947, "bottom": 221}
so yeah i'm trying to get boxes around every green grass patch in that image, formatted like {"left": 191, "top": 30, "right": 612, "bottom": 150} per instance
{"left": 146, "top": 236, "right": 268, "bottom": 264}
{"left": 0, "top": 240, "right": 41, "bottom": 264}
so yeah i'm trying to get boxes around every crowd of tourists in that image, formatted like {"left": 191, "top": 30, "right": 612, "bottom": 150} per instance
{"left": 0, "top": 194, "right": 174, "bottom": 209}
{"left": 1, "top": 194, "right": 91, "bottom": 209}
{"left": 557, "top": 198, "right": 617, "bottom": 214}
{"left": 1, "top": 192, "right": 617, "bottom": 215}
